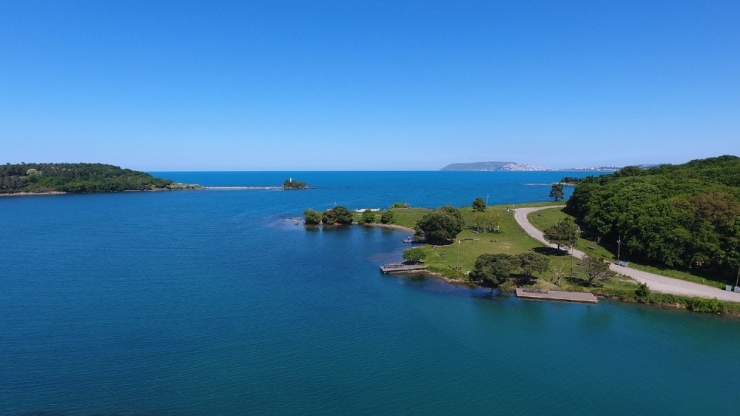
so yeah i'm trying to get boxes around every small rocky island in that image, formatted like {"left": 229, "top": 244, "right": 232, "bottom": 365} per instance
{"left": 283, "top": 178, "right": 308, "bottom": 189}
{"left": 0, "top": 163, "right": 201, "bottom": 195}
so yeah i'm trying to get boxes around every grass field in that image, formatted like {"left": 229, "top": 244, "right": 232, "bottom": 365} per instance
{"left": 352, "top": 204, "right": 638, "bottom": 293}
{"left": 526, "top": 207, "right": 729, "bottom": 289}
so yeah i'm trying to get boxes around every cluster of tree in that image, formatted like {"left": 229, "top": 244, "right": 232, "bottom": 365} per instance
{"left": 390, "top": 202, "right": 410, "bottom": 208}
{"left": 303, "top": 206, "right": 354, "bottom": 225}
{"left": 0, "top": 163, "right": 174, "bottom": 193}
{"left": 469, "top": 252, "right": 550, "bottom": 286}
{"left": 560, "top": 177, "right": 584, "bottom": 185}
{"left": 283, "top": 178, "right": 308, "bottom": 189}
{"left": 565, "top": 155, "right": 740, "bottom": 278}
{"left": 413, "top": 205, "right": 464, "bottom": 245}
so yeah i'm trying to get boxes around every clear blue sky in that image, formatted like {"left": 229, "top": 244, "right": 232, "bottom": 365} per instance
{"left": 1, "top": 0, "right": 738, "bottom": 170}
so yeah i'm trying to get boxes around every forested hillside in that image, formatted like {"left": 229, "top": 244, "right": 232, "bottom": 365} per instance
{"left": 0, "top": 163, "right": 177, "bottom": 194}
{"left": 565, "top": 155, "right": 740, "bottom": 279}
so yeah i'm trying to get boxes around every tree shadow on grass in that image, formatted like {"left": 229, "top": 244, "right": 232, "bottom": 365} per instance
{"left": 533, "top": 247, "right": 569, "bottom": 256}
{"left": 565, "top": 275, "right": 603, "bottom": 288}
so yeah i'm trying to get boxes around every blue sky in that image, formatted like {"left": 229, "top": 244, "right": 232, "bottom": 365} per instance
{"left": 1, "top": 0, "right": 738, "bottom": 170}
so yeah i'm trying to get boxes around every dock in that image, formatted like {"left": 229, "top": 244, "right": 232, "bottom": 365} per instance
{"left": 515, "top": 288, "right": 598, "bottom": 304}
{"left": 380, "top": 263, "right": 427, "bottom": 274}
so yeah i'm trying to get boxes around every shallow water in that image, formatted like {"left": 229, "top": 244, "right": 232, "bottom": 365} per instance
{"left": 2, "top": 172, "right": 738, "bottom": 415}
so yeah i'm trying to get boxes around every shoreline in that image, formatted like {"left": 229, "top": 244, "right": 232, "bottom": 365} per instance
{"left": 0, "top": 191, "right": 67, "bottom": 197}
{"left": 358, "top": 222, "right": 415, "bottom": 234}
{"left": 0, "top": 186, "right": 202, "bottom": 197}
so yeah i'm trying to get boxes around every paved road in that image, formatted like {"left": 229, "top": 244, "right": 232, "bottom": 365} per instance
{"left": 514, "top": 206, "right": 740, "bottom": 302}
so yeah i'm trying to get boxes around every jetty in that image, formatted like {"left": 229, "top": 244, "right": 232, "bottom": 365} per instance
{"left": 515, "top": 288, "right": 598, "bottom": 304}
{"left": 380, "top": 263, "right": 427, "bottom": 274}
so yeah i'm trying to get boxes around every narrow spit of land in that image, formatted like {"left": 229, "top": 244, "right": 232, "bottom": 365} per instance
{"left": 514, "top": 206, "right": 740, "bottom": 302}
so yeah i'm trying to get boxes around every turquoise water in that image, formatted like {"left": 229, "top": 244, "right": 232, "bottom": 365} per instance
{"left": 2, "top": 172, "right": 738, "bottom": 415}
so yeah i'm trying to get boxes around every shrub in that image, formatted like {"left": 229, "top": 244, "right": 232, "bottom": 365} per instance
{"left": 635, "top": 283, "right": 651, "bottom": 299}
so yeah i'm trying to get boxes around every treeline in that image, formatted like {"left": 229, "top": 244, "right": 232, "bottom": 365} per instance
{"left": 0, "top": 163, "right": 174, "bottom": 194}
{"left": 565, "top": 155, "right": 740, "bottom": 279}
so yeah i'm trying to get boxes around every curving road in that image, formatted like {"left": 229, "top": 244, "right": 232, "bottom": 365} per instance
{"left": 514, "top": 206, "right": 740, "bottom": 302}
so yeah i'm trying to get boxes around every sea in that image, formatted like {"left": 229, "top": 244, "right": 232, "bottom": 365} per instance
{"left": 2, "top": 171, "right": 739, "bottom": 415}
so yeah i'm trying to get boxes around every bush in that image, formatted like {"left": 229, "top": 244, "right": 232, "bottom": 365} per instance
{"left": 687, "top": 298, "right": 726, "bottom": 314}
{"left": 635, "top": 283, "right": 651, "bottom": 299}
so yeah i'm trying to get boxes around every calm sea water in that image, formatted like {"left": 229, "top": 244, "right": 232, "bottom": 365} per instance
{"left": 2, "top": 171, "right": 739, "bottom": 415}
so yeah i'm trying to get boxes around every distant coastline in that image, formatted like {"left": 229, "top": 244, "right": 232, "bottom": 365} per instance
{"left": 0, "top": 163, "right": 202, "bottom": 195}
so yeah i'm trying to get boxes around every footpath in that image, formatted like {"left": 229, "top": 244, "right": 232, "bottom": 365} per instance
{"left": 514, "top": 206, "right": 740, "bottom": 302}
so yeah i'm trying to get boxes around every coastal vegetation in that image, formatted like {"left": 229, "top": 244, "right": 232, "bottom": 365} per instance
{"left": 304, "top": 200, "right": 740, "bottom": 315}
{"left": 283, "top": 178, "right": 308, "bottom": 189}
{"left": 322, "top": 206, "right": 353, "bottom": 225}
{"left": 565, "top": 155, "right": 740, "bottom": 284}
{"left": 0, "top": 163, "right": 196, "bottom": 194}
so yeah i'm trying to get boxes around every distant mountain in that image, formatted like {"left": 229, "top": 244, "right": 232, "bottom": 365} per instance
{"left": 440, "top": 161, "right": 551, "bottom": 171}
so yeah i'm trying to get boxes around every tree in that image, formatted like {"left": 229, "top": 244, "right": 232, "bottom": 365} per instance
{"left": 551, "top": 264, "right": 567, "bottom": 287}
{"left": 360, "top": 210, "right": 375, "bottom": 224}
{"left": 472, "top": 197, "right": 486, "bottom": 212}
{"left": 303, "top": 209, "right": 321, "bottom": 225}
{"left": 518, "top": 252, "right": 550, "bottom": 278}
{"left": 549, "top": 183, "right": 564, "bottom": 201}
{"left": 470, "top": 253, "right": 517, "bottom": 286}
{"left": 322, "top": 206, "right": 353, "bottom": 225}
{"left": 473, "top": 210, "right": 501, "bottom": 233}
{"left": 543, "top": 218, "right": 579, "bottom": 250}
{"left": 403, "top": 247, "right": 427, "bottom": 263}
{"left": 380, "top": 210, "right": 394, "bottom": 224}
{"left": 581, "top": 254, "right": 611, "bottom": 286}
{"left": 414, "top": 205, "right": 464, "bottom": 244}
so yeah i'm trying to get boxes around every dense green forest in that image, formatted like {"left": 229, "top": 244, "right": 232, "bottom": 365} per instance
{"left": 0, "top": 163, "right": 179, "bottom": 194}
{"left": 565, "top": 155, "right": 740, "bottom": 280}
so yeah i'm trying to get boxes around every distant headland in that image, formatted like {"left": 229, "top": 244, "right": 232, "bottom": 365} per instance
{"left": 0, "top": 163, "right": 201, "bottom": 195}
{"left": 440, "top": 161, "right": 664, "bottom": 172}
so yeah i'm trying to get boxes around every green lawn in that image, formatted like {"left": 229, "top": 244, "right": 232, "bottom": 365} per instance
{"left": 526, "top": 207, "right": 728, "bottom": 289}
{"left": 340, "top": 203, "right": 740, "bottom": 313}
{"left": 348, "top": 205, "right": 637, "bottom": 294}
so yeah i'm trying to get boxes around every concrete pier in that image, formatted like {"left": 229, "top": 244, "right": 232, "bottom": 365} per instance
{"left": 515, "top": 288, "right": 598, "bottom": 304}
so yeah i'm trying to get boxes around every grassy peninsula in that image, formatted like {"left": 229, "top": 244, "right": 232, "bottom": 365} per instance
{"left": 340, "top": 203, "right": 740, "bottom": 316}
{"left": 0, "top": 163, "right": 200, "bottom": 194}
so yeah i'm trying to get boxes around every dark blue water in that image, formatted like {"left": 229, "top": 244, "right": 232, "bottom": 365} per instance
{"left": 2, "top": 172, "right": 738, "bottom": 415}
